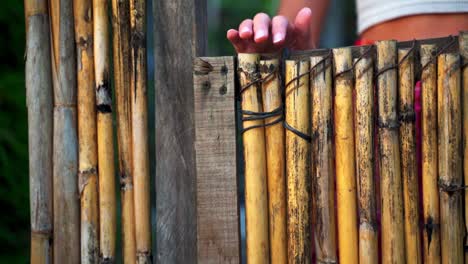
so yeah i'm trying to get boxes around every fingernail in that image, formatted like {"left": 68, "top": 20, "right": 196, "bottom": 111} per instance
{"left": 255, "top": 29, "right": 267, "bottom": 40}
{"left": 273, "top": 33, "right": 284, "bottom": 44}
{"left": 240, "top": 27, "right": 251, "bottom": 36}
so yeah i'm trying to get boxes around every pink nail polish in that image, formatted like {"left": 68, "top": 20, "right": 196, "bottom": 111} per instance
{"left": 273, "top": 33, "right": 284, "bottom": 43}
{"left": 256, "top": 30, "right": 267, "bottom": 40}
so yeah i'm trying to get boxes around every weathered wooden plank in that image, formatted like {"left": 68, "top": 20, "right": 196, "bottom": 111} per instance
{"left": 153, "top": 0, "right": 207, "bottom": 262}
{"left": 193, "top": 56, "right": 240, "bottom": 263}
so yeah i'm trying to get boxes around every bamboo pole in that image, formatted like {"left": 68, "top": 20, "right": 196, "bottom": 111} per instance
{"left": 420, "top": 44, "right": 441, "bottom": 264}
{"left": 398, "top": 48, "right": 421, "bottom": 264}
{"left": 94, "top": 0, "right": 116, "bottom": 262}
{"left": 73, "top": 1, "right": 99, "bottom": 262}
{"left": 25, "top": 1, "right": 53, "bottom": 263}
{"left": 310, "top": 55, "right": 337, "bottom": 264}
{"left": 332, "top": 48, "right": 358, "bottom": 264}
{"left": 49, "top": 0, "right": 80, "bottom": 263}
{"left": 238, "top": 53, "right": 270, "bottom": 263}
{"left": 285, "top": 59, "right": 311, "bottom": 263}
{"left": 260, "top": 58, "right": 286, "bottom": 263}
{"left": 111, "top": 1, "right": 136, "bottom": 263}
{"left": 376, "top": 40, "right": 405, "bottom": 263}
{"left": 129, "top": 0, "right": 151, "bottom": 263}
{"left": 459, "top": 31, "right": 468, "bottom": 263}
{"left": 354, "top": 55, "right": 378, "bottom": 264}
{"left": 437, "top": 52, "right": 464, "bottom": 264}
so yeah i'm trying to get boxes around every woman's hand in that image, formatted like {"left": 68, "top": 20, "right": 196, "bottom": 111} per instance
{"left": 226, "top": 7, "right": 314, "bottom": 53}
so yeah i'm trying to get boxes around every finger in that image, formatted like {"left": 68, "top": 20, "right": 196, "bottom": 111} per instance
{"left": 226, "top": 29, "right": 245, "bottom": 52}
{"left": 239, "top": 19, "right": 253, "bottom": 39}
{"left": 253, "top": 13, "right": 271, "bottom": 43}
{"left": 293, "top": 7, "right": 312, "bottom": 41}
{"left": 271, "top": 15, "right": 289, "bottom": 45}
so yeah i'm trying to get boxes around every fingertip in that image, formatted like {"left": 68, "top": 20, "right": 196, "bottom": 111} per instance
{"left": 239, "top": 19, "right": 253, "bottom": 39}
{"left": 298, "top": 7, "right": 312, "bottom": 18}
{"left": 227, "top": 29, "right": 239, "bottom": 40}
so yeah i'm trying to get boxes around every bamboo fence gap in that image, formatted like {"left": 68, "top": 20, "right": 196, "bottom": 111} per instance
{"left": 259, "top": 58, "right": 287, "bottom": 263}
{"left": 93, "top": 0, "right": 117, "bottom": 261}
{"left": 354, "top": 54, "right": 378, "bottom": 264}
{"left": 420, "top": 44, "right": 441, "bottom": 263}
{"left": 437, "top": 52, "right": 464, "bottom": 263}
{"left": 238, "top": 53, "right": 270, "bottom": 263}
{"left": 49, "top": 0, "right": 81, "bottom": 262}
{"left": 332, "top": 47, "right": 359, "bottom": 264}
{"left": 310, "top": 55, "right": 337, "bottom": 264}
{"left": 25, "top": 0, "right": 54, "bottom": 262}
{"left": 285, "top": 59, "right": 311, "bottom": 263}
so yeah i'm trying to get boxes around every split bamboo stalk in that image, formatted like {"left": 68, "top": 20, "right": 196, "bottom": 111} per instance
{"left": 310, "top": 55, "right": 337, "bottom": 264}
{"left": 420, "top": 44, "right": 441, "bottom": 264}
{"left": 437, "top": 52, "right": 464, "bottom": 264}
{"left": 238, "top": 53, "right": 270, "bottom": 263}
{"left": 73, "top": 1, "right": 99, "bottom": 262}
{"left": 25, "top": 1, "right": 53, "bottom": 263}
{"left": 49, "top": 0, "right": 80, "bottom": 263}
{"left": 354, "top": 55, "right": 378, "bottom": 264}
{"left": 111, "top": 0, "right": 136, "bottom": 263}
{"left": 332, "top": 48, "right": 358, "bottom": 264}
{"left": 129, "top": 0, "right": 151, "bottom": 263}
{"left": 94, "top": 0, "right": 116, "bottom": 262}
{"left": 376, "top": 40, "right": 405, "bottom": 263}
{"left": 285, "top": 59, "right": 311, "bottom": 263}
{"left": 260, "top": 58, "right": 286, "bottom": 263}
{"left": 398, "top": 48, "right": 421, "bottom": 264}
{"left": 459, "top": 31, "right": 468, "bottom": 263}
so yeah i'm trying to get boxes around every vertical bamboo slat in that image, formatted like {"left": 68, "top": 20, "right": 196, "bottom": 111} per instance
{"left": 333, "top": 48, "right": 358, "bottom": 264}
{"left": 420, "top": 44, "right": 441, "bottom": 264}
{"left": 437, "top": 53, "right": 464, "bottom": 264}
{"left": 260, "top": 58, "right": 287, "bottom": 263}
{"left": 238, "top": 53, "right": 270, "bottom": 263}
{"left": 49, "top": 0, "right": 80, "bottom": 262}
{"left": 129, "top": 0, "right": 151, "bottom": 263}
{"left": 25, "top": 1, "right": 53, "bottom": 263}
{"left": 111, "top": 0, "right": 136, "bottom": 263}
{"left": 94, "top": 0, "right": 116, "bottom": 261}
{"left": 376, "top": 40, "right": 405, "bottom": 263}
{"left": 73, "top": 1, "right": 99, "bottom": 262}
{"left": 398, "top": 48, "right": 421, "bottom": 264}
{"left": 310, "top": 55, "right": 337, "bottom": 264}
{"left": 354, "top": 55, "right": 378, "bottom": 264}
{"left": 285, "top": 59, "right": 311, "bottom": 263}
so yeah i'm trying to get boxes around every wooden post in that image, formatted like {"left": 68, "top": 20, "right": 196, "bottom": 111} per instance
{"left": 420, "top": 44, "right": 441, "bottom": 263}
{"left": 333, "top": 48, "right": 359, "bottom": 264}
{"left": 194, "top": 57, "right": 240, "bottom": 263}
{"left": 49, "top": 0, "right": 80, "bottom": 263}
{"left": 285, "top": 59, "right": 311, "bottom": 263}
{"left": 398, "top": 48, "right": 421, "bottom": 264}
{"left": 376, "top": 40, "right": 405, "bottom": 263}
{"left": 111, "top": 1, "right": 136, "bottom": 263}
{"left": 354, "top": 55, "right": 378, "bottom": 264}
{"left": 437, "top": 52, "right": 464, "bottom": 264}
{"left": 25, "top": 0, "right": 53, "bottom": 262}
{"left": 153, "top": 0, "right": 207, "bottom": 261}
{"left": 94, "top": 0, "right": 116, "bottom": 261}
{"left": 310, "top": 55, "right": 337, "bottom": 264}
{"left": 260, "top": 58, "right": 287, "bottom": 263}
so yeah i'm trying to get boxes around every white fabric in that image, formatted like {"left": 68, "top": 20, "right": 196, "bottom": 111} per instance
{"left": 356, "top": 0, "right": 468, "bottom": 33}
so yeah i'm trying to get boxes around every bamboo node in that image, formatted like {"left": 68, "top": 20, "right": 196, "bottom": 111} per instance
{"left": 136, "top": 251, "right": 153, "bottom": 263}
{"left": 438, "top": 180, "right": 467, "bottom": 195}
{"left": 399, "top": 109, "right": 416, "bottom": 123}
{"left": 377, "top": 118, "right": 399, "bottom": 130}
{"left": 99, "top": 256, "right": 115, "bottom": 264}
{"left": 78, "top": 167, "right": 98, "bottom": 197}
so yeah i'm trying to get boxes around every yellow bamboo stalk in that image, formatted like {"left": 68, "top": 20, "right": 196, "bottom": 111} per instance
{"left": 260, "top": 58, "right": 286, "bottom": 263}
{"left": 376, "top": 40, "right": 405, "bottom": 264}
{"left": 459, "top": 31, "right": 468, "bottom": 263}
{"left": 310, "top": 55, "right": 337, "bottom": 264}
{"left": 111, "top": 1, "right": 136, "bottom": 263}
{"left": 129, "top": 0, "right": 151, "bottom": 263}
{"left": 25, "top": 1, "right": 53, "bottom": 263}
{"left": 73, "top": 1, "right": 99, "bottom": 262}
{"left": 420, "top": 44, "right": 441, "bottom": 264}
{"left": 94, "top": 0, "right": 116, "bottom": 261}
{"left": 398, "top": 48, "right": 421, "bottom": 264}
{"left": 354, "top": 54, "right": 378, "bottom": 264}
{"left": 332, "top": 48, "right": 358, "bottom": 264}
{"left": 285, "top": 59, "right": 311, "bottom": 263}
{"left": 49, "top": 0, "right": 80, "bottom": 263}
{"left": 437, "top": 52, "right": 464, "bottom": 264}
{"left": 238, "top": 53, "right": 270, "bottom": 263}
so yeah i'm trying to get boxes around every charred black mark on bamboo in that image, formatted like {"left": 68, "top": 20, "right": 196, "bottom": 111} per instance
{"left": 424, "top": 217, "right": 439, "bottom": 248}
{"left": 76, "top": 35, "right": 93, "bottom": 70}
{"left": 120, "top": 172, "right": 133, "bottom": 190}
{"left": 399, "top": 105, "right": 416, "bottom": 123}
{"left": 100, "top": 256, "right": 115, "bottom": 264}
{"left": 96, "top": 80, "right": 112, "bottom": 113}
